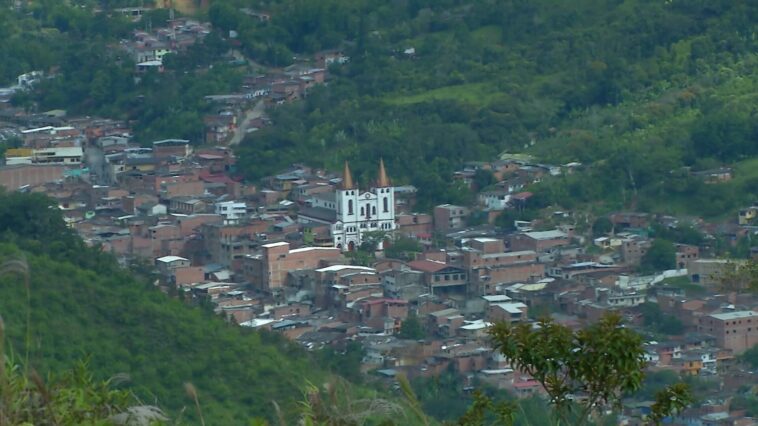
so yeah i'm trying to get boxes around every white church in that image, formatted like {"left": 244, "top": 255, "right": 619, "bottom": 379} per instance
{"left": 300, "top": 160, "right": 397, "bottom": 251}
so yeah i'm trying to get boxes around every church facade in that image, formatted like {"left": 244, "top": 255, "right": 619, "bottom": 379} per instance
{"left": 331, "top": 160, "right": 396, "bottom": 251}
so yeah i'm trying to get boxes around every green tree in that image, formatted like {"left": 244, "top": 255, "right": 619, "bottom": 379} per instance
{"left": 741, "top": 344, "right": 758, "bottom": 370}
{"left": 360, "top": 230, "right": 386, "bottom": 252}
{"left": 488, "top": 314, "right": 692, "bottom": 425}
{"left": 384, "top": 236, "right": 422, "bottom": 261}
{"left": 640, "top": 239, "right": 676, "bottom": 274}
{"left": 398, "top": 314, "right": 425, "bottom": 340}
{"left": 495, "top": 209, "right": 536, "bottom": 232}
{"left": 639, "top": 302, "right": 685, "bottom": 336}
{"left": 473, "top": 169, "right": 496, "bottom": 191}
{"left": 591, "top": 217, "right": 613, "bottom": 238}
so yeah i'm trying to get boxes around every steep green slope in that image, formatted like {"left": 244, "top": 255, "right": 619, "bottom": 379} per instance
{"left": 0, "top": 192, "right": 325, "bottom": 424}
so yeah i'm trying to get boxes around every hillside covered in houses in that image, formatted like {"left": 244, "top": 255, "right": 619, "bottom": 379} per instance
{"left": 0, "top": 0, "right": 758, "bottom": 425}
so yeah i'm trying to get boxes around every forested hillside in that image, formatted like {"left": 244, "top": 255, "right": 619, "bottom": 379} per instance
{"left": 7, "top": 0, "right": 758, "bottom": 213}
{"left": 227, "top": 0, "right": 758, "bottom": 214}
{"left": 0, "top": 191, "right": 330, "bottom": 424}
{"left": 2, "top": 1, "right": 243, "bottom": 142}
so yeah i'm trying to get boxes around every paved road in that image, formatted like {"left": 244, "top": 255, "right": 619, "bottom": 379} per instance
{"left": 229, "top": 99, "right": 266, "bottom": 146}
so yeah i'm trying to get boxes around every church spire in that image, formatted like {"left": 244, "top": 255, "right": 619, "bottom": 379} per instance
{"left": 341, "top": 161, "right": 354, "bottom": 190}
{"left": 377, "top": 158, "right": 390, "bottom": 187}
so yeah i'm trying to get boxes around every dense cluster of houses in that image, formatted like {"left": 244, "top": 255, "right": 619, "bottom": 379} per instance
{"left": 120, "top": 18, "right": 211, "bottom": 73}
{"left": 1, "top": 110, "right": 756, "bottom": 422}
{"left": 1, "top": 12, "right": 757, "bottom": 426}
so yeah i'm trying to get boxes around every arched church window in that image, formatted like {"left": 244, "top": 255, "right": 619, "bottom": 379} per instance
{"left": 372, "top": 206, "right": 376, "bottom": 215}
{"left": 383, "top": 197, "right": 389, "bottom": 213}
{"left": 348, "top": 200, "right": 353, "bottom": 215}
{"left": 360, "top": 206, "right": 365, "bottom": 216}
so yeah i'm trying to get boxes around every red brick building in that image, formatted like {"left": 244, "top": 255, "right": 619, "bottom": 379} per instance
{"left": 507, "top": 230, "right": 569, "bottom": 253}
{"left": 243, "top": 242, "right": 341, "bottom": 292}
{"left": 699, "top": 311, "right": 758, "bottom": 354}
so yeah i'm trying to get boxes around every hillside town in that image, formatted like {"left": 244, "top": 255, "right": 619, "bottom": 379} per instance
{"left": 2, "top": 12, "right": 758, "bottom": 426}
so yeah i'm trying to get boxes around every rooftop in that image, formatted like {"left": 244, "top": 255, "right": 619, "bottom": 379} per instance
{"left": 524, "top": 230, "right": 567, "bottom": 240}
{"left": 156, "top": 255, "right": 188, "bottom": 263}
{"left": 482, "top": 295, "right": 511, "bottom": 303}
{"left": 316, "top": 265, "right": 375, "bottom": 273}
{"left": 262, "top": 241, "right": 289, "bottom": 248}
{"left": 710, "top": 310, "right": 757, "bottom": 321}
{"left": 493, "top": 302, "right": 528, "bottom": 314}
{"left": 289, "top": 246, "right": 339, "bottom": 254}
{"left": 408, "top": 259, "right": 452, "bottom": 273}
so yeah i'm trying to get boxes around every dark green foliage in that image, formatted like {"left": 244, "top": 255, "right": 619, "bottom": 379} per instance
{"left": 636, "top": 370, "right": 681, "bottom": 401}
{"left": 648, "top": 383, "right": 693, "bottom": 425}
{"left": 314, "top": 341, "right": 366, "bottom": 385}
{"left": 489, "top": 314, "right": 692, "bottom": 425}
{"left": 466, "top": 210, "right": 489, "bottom": 227}
{"left": 455, "top": 390, "right": 515, "bottom": 426}
{"left": 651, "top": 224, "right": 704, "bottom": 246}
{"left": 397, "top": 314, "right": 424, "bottom": 340}
{"left": 639, "top": 302, "right": 685, "bottom": 336}
{"left": 741, "top": 344, "right": 758, "bottom": 370}
{"left": 640, "top": 240, "right": 677, "bottom": 274}
{"left": 2, "top": 2, "right": 242, "bottom": 144}
{"left": 495, "top": 209, "right": 537, "bottom": 232}
{"left": 7, "top": 1, "right": 758, "bottom": 214}
{"left": 472, "top": 169, "right": 495, "bottom": 191}
{"left": 0, "top": 192, "right": 328, "bottom": 424}
{"left": 227, "top": 0, "right": 758, "bottom": 214}
{"left": 592, "top": 217, "right": 614, "bottom": 238}
{"left": 384, "top": 236, "right": 422, "bottom": 261}
{"left": 730, "top": 394, "right": 758, "bottom": 417}
{"left": 411, "top": 368, "right": 474, "bottom": 421}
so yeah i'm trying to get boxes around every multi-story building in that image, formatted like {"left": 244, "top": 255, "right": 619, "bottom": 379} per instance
{"left": 675, "top": 244, "right": 699, "bottom": 269}
{"left": 698, "top": 311, "right": 758, "bottom": 354}
{"left": 462, "top": 238, "right": 544, "bottom": 295}
{"left": 5, "top": 147, "right": 83, "bottom": 166}
{"left": 621, "top": 236, "right": 651, "bottom": 266}
{"left": 201, "top": 221, "right": 269, "bottom": 266}
{"left": 433, "top": 204, "right": 469, "bottom": 232}
{"left": 507, "top": 230, "right": 569, "bottom": 253}
{"left": 215, "top": 201, "right": 247, "bottom": 225}
{"left": 408, "top": 259, "right": 468, "bottom": 296}
{"left": 0, "top": 164, "right": 67, "bottom": 190}
{"left": 243, "top": 242, "right": 341, "bottom": 292}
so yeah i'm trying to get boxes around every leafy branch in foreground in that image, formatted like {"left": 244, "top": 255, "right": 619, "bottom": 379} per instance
{"left": 488, "top": 314, "right": 692, "bottom": 425}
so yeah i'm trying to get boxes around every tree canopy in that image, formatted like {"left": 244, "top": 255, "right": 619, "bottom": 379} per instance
{"left": 640, "top": 239, "right": 677, "bottom": 274}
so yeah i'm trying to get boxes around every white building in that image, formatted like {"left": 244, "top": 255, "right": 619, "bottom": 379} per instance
{"left": 5, "top": 146, "right": 83, "bottom": 166}
{"left": 297, "top": 160, "right": 398, "bottom": 251}
{"left": 330, "top": 160, "right": 396, "bottom": 251}
{"left": 215, "top": 201, "right": 247, "bottom": 225}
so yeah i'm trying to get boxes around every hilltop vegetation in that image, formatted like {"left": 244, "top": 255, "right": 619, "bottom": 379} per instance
{"left": 3, "top": 1, "right": 242, "bottom": 143}
{"left": 0, "top": 191, "right": 331, "bottom": 424}
{"left": 229, "top": 0, "right": 758, "bottom": 213}
{"left": 7, "top": 0, "right": 758, "bottom": 214}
